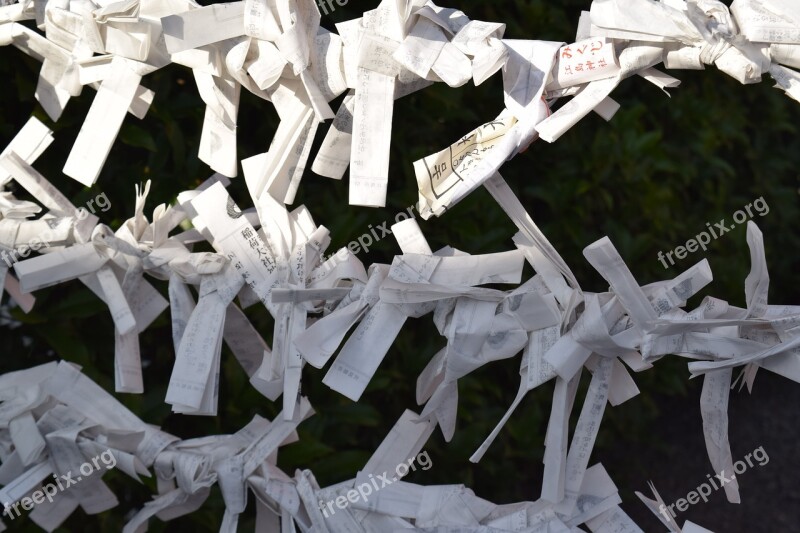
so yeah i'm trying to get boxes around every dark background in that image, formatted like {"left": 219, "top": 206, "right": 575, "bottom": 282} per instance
{"left": 1, "top": 0, "right": 799, "bottom": 531}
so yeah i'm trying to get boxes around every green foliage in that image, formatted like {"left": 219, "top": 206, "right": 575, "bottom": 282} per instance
{"left": 0, "top": 1, "right": 798, "bottom": 531}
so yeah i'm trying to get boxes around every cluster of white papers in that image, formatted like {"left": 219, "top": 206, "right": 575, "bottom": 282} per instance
{"left": 0, "top": 362, "right": 649, "bottom": 532}
{"left": 2, "top": 0, "right": 800, "bottom": 531}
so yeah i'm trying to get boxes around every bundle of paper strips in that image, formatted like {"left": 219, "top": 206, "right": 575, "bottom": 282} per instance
{"left": 1, "top": 0, "right": 799, "bottom": 531}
